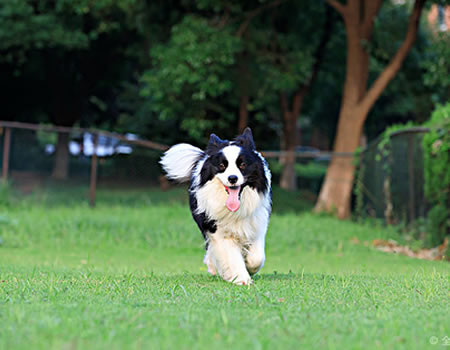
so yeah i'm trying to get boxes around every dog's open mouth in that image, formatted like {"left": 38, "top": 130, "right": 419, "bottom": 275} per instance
{"left": 224, "top": 185, "right": 241, "bottom": 212}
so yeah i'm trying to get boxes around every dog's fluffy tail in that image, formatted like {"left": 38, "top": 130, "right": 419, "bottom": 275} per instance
{"left": 160, "top": 143, "right": 205, "bottom": 183}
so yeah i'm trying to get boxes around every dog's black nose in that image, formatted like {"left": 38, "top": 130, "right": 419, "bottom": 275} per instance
{"left": 228, "top": 175, "right": 238, "bottom": 184}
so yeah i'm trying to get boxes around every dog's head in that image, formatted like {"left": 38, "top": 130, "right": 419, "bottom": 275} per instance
{"left": 199, "top": 128, "right": 269, "bottom": 212}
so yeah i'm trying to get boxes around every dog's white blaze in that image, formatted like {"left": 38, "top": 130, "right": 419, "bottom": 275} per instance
{"left": 160, "top": 143, "right": 204, "bottom": 182}
{"left": 215, "top": 145, "right": 245, "bottom": 187}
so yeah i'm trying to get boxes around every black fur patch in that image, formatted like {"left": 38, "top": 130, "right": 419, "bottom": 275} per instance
{"left": 199, "top": 152, "right": 231, "bottom": 187}
{"left": 206, "top": 133, "right": 229, "bottom": 155}
{"left": 236, "top": 148, "right": 269, "bottom": 194}
{"left": 233, "top": 127, "right": 255, "bottom": 150}
{"left": 189, "top": 194, "right": 217, "bottom": 245}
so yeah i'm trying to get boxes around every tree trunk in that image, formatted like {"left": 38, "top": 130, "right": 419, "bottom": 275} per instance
{"left": 280, "top": 90, "right": 305, "bottom": 191}
{"left": 238, "top": 94, "right": 249, "bottom": 133}
{"left": 280, "top": 110, "right": 298, "bottom": 191}
{"left": 279, "top": 6, "right": 335, "bottom": 191}
{"left": 51, "top": 132, "right": 70, "bottom": 180}
{"left": 315, "top": 107, "right": 364, "bottom": 218}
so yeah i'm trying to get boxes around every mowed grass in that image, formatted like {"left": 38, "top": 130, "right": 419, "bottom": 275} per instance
{"left": 0, "top": 186, "right": 448, "bottom": 350}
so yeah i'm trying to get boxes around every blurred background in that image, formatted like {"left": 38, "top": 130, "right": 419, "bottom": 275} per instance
{"left": 0, "top": 0, "right": 448, "bottom": 246}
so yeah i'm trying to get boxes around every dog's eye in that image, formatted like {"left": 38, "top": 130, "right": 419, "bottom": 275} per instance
{"left": 239, "top": 162, "right": 246, "bottom": 170}
{"left": 218, "top": 163, "right": 226, "bottom": 171}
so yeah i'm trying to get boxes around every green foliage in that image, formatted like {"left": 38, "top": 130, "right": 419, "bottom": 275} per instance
{"left": 376, "top": 122, "right": 418, "bottom": 161}
{"left": 364, "top": 2, "right": 444, "bottom": 136}
{"left": 36, "top": 129, "right": 58, "bottom": 146}
{"left": 0, "top": 0, "right": 136, "bottom": 63}
{"left": 422, "top": 33, "right": 450, "bottom": 93}
{"left": 141, "top": 15, "right": 240, "bottom": 143}
{"left": 0, "top": 0, "right": 145, "bottom": 136}
{"left": 137, "top": 1, "right": 336, "bottom": 145}
{"left": 3, "top": 0, "right": 445, "bottom": 152}
{"left": 256, "top": 46, "right": 314, "bottom": 93}
{"left": 422, "top": 103, "right": 450, "bottom": 245}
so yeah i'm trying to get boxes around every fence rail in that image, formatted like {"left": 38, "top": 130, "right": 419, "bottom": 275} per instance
{"left": 0, "top": 121, "right": 355, "bottom": 159}
{"left": 0, "top": 121, "right": 358, "bottom": 206}
{"left": 261, "top": 150, "right": 354, "bottom": 158}
{"left": 0, "top": 121, "right": 169, "bottom": 151}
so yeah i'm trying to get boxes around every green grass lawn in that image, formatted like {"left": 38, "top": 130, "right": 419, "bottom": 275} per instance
{"left": 0, "top": 186, "right": 448, "bottom": 350}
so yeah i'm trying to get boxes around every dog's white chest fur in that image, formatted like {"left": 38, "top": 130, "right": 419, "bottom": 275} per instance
{"left": 194, "top": 177, "right": 270, "bottom": 242}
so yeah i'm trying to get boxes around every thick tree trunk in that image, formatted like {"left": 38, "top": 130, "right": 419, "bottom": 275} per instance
{"left": 315, "top": 107, "right": 364, "bottom": 218}
{"left": 51, "top": 132, "right": 70, "bottom": 180}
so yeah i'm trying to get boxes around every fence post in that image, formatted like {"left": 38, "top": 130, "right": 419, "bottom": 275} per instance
{"left": 2, "top": 127, "right": 11, "bottom": 183}
{"left": 89, "top": 133, "right": 98, "bottom": 207}
{"left": 407, "top": 134, "right": 415, "bottom": 222}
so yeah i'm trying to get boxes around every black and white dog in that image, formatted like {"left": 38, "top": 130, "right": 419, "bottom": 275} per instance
{"left": 160, "top": 128, "right": 272, "bottom": 285}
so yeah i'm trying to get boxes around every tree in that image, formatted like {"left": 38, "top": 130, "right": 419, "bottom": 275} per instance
{"left": 314, "top": 0, "right": 427, "bottom": 218}
{"left": 141, "top": 14, "right": 241, "bottom": 144}
{"left": 422, "top": 31, "right": 450, "bottom": 99}
{"left": 139, "top": 1, "right": 288, "bottom": 146}
{"left": 0, "top": 0, "right": 140, "bottom": 179}
{"left": 140, "top": 1, "right": 340, "bottom": 191}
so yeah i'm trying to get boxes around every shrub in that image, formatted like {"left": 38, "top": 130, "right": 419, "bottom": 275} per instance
{"left": 422, "top": 103, "right": 450, "bottom": 246}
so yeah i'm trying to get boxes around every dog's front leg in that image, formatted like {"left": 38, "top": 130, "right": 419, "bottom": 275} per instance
{"left": 245, "top": 238, "right": 266, "bottom": 276}
{"left": 203, "top": 247, "right": 217, "bottom": 276}
{"left": 208, "top": 234, "right": 251, "bottom": 285}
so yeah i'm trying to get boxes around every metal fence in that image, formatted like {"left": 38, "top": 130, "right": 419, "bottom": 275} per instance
{"left": 0, "top": 121, "right": 168, "bottom": 206}
{"left": 0, "top": 121, "right": 364, "bottom": 207}
{"left": 355, "top": 127, "right": 430, "bottom": 225}
{"left": 2, "top": 122, "right": 432, "bottom": 220}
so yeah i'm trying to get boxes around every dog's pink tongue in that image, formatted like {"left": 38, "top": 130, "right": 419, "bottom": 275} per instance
{"left": 225, "top": 186, "right": 241, "bottom": 212}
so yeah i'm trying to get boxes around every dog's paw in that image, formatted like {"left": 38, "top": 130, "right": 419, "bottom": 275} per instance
{"left": 232, "top": 276, "right": 253, "bottom": 286}
{"left": 207, "top": 264, "right": 217, "bottom": 276}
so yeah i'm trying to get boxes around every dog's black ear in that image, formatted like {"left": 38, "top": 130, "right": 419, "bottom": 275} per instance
{"left": 235, "top": 127, "right": 255, "bottom": 149}
{"left": 209, "top": 133, "right": 223, "bottom": 146}
{"left": 207, "top": 133, "right": 227, "bottom": 154}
